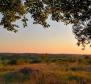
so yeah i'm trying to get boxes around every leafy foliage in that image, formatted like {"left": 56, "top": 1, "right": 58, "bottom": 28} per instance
{"left": 0, "top": 0, "right": 91, "bottom": 48}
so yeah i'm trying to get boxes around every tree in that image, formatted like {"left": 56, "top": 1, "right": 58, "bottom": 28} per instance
{"left": 0, "top": 0, "right": 91, "bottom": 49}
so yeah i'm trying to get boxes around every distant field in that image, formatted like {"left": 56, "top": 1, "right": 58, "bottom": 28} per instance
{"left": 0, "top": 53, "right": 91, "bottom": 84}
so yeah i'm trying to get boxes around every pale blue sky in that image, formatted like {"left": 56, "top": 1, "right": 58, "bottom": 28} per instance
{"left": 0, "top": 14, "right": 91, "bottom": 54}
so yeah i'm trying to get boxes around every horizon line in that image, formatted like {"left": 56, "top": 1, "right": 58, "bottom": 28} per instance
{"left": 0, "top": 52, "right": 91, "bottom": 55}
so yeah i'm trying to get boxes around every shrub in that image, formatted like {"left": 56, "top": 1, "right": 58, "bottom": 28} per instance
{"left": 8, "top": 59, "right": 17, "bottom": 65}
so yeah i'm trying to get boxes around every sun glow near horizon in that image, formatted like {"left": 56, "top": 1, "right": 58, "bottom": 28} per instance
{"left": 0, "top": 18, "right": 91, "bottom": 54}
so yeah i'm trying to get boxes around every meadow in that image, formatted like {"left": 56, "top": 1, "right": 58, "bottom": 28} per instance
{"left": 0, "top": 53, "right": 91, "bottom": 84}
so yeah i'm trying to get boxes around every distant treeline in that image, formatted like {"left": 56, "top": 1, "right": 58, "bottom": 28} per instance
{"left": 0, "top": 53, "right": 91, "bottom": 65}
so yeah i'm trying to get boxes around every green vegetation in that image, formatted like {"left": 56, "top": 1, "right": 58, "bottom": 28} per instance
{"left": 1, "top": 0, "right": 91, "bottom": 48}
{"left": 0, "top": 53, "right": 91, "bottom": 84}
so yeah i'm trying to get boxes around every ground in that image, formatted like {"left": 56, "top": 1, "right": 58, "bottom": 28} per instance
{"left": 0, "top": 53, "right": 91, "bottom": 84}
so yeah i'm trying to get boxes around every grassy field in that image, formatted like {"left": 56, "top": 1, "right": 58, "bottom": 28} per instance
{"left": 0, "top": 53, "right": 91, "bottom": 84}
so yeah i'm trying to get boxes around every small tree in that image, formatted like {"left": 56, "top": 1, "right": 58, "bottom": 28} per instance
{"left": 8, "top": 59, "right": 17, "bottom": 65}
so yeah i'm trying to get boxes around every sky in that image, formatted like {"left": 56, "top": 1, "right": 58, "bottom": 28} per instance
{"left": 0, "top": 15, "right": 91, "bottom": 54}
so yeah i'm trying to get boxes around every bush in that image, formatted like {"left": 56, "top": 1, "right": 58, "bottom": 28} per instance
{"left": 8, "top": 59, "right": 17, "bottom": 65}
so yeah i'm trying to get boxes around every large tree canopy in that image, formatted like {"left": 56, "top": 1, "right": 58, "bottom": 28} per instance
{"left": 0, "top": 0, "right": 91, "bottom": 49}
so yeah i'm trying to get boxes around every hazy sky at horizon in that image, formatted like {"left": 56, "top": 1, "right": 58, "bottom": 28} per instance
{"left": 0, "top": 15, "right": 91, "bottom": 54}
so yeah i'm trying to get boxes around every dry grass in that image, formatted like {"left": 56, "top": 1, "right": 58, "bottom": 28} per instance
{"left": 0, "top": 54, "right": 91, "bottom": 84}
